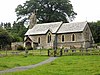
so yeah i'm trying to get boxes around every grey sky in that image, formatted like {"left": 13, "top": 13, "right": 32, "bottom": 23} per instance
{"left": 0, "top": 0, "right": 100, "bottom": 24}
{"left": 71, "top": 0, "right": 100, "bottom": 22}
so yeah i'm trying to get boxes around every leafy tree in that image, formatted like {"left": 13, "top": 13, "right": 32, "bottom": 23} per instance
{"left": 0, "top": 27, "right": 12, "bottom": 50}
{"left": 0, "top": 21, "right": 27, "bottom": 43}
{"left": 89, "top": 21, "right": 100, "bottom": 43}
{"left": 4, "top": 22, "right": 11, "bottom": 30}
{"left": 15, "top": 0, "right": 77, "bottom": 23}
{"left": 11, "top": 21, "right": 28, "bottom": 42}
{"left": 0, "top": 22, "right": 3, "bottom": 28}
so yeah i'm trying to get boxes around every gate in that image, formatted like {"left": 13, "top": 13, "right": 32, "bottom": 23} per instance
{"left": 48, "top": 49, "right": 62, "bottom": 57}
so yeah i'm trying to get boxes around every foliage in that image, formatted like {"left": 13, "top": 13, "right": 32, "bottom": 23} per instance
{"left": 97, "top": 43, "right": 100, "bottom": 46}
{"left": 11, "top": 21, "right": 28, "bottom": 42}
{"left": 0, "top": 55, "right": 48, "bottom": 71}
{"left": 0, "top": 22, "right": 11, "bottom": 29}
{"left": 3, "top": 56, "right": 100, "bottom": 75}
{"left": 89, "top": 21, "right": 100, "bottom": 43}
{"left": 0, "top": 27, "right": 12, "bottom": 49}
{"left": 15, "top": 0, "right": 77, "bottom": 23}
{"left": 17, "top": 45, "right": 25, "bottom": 50}
{"left": 0, "top": 22, "right": 28, "bottom": 42}
{"left": 27, "top": 46, "right": 33, "bottom": 50}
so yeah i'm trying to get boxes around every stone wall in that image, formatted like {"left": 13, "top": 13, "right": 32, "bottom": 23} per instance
{"left": 30, "top": 32, "right": 55, "bottom": 49}
{"left": 57, "top": 32, "right": 84, "bottom": 49}
{"left": 82, "top": 24, "right": 94, "bottom": 48}
{"left": 11, "top": 42, "right": 24, "bottom": 50}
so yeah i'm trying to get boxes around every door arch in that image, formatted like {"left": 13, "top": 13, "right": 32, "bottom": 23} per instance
{"left": 25, "top": 42, "right": 32, "bottom": 48}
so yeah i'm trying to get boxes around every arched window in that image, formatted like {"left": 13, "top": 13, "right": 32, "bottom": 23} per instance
{"left": 72, "top": 34, "right": 75, "bottom": 41}
{"left": 62, "top": 35, "right": 65, "bottom": 42}
{"left": 38, "top": 37, "right": 40, "bottom": 44}
{"left": 47, "top": 33, "right": 51, "bottom": 43}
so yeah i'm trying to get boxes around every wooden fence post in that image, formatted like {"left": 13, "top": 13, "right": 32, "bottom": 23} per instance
{"left": 60, "top": 49, "right": 62, "bottom": 56}
{"left": 54, "top": 50, "right": 56, "bottom": 57}
{"left": 48, "top": 50, "right": 50, "bottom": 56}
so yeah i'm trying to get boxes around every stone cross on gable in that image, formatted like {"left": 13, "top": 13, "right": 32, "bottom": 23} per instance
{"left": 29, "top": 12, "right": 37, "bottom": 29}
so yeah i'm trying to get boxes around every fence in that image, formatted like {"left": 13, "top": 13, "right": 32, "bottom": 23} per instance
{"left": 63, "top": 49, "right": 100, "bottom": 56}
{"left": 0, "top": 50, "right": 48, "bottom": 57}
{"left": 48, "top": 48, "right": 100, "bottom": 56}
{"left": 0, "top": 48, "right": 100, "bottom": 57}
{"left": 0, "top": 50, "right": 25, "bottom": 57}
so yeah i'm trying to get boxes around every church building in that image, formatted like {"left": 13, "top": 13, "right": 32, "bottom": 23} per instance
{"left": 24, "top": 20, "right": 94, "bottom": 49}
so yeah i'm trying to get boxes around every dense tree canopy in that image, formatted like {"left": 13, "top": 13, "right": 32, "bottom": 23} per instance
{"left": 0, "top": 27, "right": 12, "bottom": 49}
{"left": 12, "top": 21, "right": 28, "bottom": 42}
{"left": 89, "top": 21, "right": 100, "bottom": 43}
{"left": 0, "top": 22, "right": 27, "bottom": 42}
{"left": 15, "top": 0, "right": 77, "bottom": 23}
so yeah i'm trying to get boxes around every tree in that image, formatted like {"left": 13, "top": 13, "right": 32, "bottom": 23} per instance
{"left": 8, "top": 21, "right": 28, "bottom": 42}
{"left": 15, "top": 0, "right": 77, "bottom": 23}
{"left": 0, "top": 27, "right": 12, "bottom": 50}
{"left": 4, "top": 22, "right": 11, "bottom": 30}
{"left": 0, "top": 21, "right": 27, "bottom": 43}
{"left": 0, "top": 22, "right": 3, "bottom": 28}
{"left": 89, "top": 21, "right": 100, "bottom": 43}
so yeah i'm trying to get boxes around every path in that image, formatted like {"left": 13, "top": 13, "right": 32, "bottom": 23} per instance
{"left": 0, "top": 57, "right": 57, "bottom": 74}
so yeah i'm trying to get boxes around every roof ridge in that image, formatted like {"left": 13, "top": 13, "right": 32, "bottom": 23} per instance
{"left": 67, "top": 21, "right": 87, "bottom": 24}
{"left": 36, "top": 21, "right": 62, "bottom": 25}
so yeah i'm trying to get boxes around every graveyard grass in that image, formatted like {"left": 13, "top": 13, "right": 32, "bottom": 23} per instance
{"left": 3, "top": 55, "right": 100, "bottom": 75}
{"left": 0, "top": 55, "right": 48, "bottom": 70}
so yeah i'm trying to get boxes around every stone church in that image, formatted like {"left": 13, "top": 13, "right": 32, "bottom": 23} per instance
{"left": 24, "top": 14, "right": 94, "bottom": 49}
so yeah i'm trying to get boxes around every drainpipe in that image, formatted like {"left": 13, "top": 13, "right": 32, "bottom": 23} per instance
{"left": 54, "top": 34, "right": 57, "bottom": 51}
{"left": 54, "top": 34, "right": 57, "bottom": 57}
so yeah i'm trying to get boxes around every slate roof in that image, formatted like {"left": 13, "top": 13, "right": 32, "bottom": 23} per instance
{"left": 25, "top": 22, "right": 63, "bottom": 35}
{"left": 25, "top": 21, "right": 87, "bottom": 35}
{"left": 57, "top": 21, "right": 87, "bottom": 33}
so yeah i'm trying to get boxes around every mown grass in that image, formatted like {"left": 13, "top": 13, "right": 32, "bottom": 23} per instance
{"left": 0, "top": 55, "right": 48, "bottom": 71}
{"left": 3, "top": 56, "right": 100, "bottom": 75}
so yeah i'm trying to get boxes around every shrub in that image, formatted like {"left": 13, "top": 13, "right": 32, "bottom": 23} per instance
{"left": 26, "top": 46, "right": 33, "bottom": 50}
{"left": 97, "top": 43, "right": 100, "bottom": 46}
{"left": 17, "top": 45, "right": 25, "bottom": 50}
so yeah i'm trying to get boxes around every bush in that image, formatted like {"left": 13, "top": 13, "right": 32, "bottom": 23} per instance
{"left": 97, "top": 43, "right": 100, "bottom": 46}
{"left": 26, "top": 46, "right": 33, "bottom": 50}
{"left": 17, "top": 45, "right": 25, "bottom": 50}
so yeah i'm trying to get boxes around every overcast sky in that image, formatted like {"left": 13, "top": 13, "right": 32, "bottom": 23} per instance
{"left": 0, "top": 0, "right": 100, "bottom": 24}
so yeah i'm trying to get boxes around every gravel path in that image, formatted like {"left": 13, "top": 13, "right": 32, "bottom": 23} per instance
{"left": 0, "top": 57, "right": 57, "bottom": 74}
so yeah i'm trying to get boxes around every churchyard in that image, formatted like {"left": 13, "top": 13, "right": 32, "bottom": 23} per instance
{"left": 0, "top": 0, "right": 100, "bottom": 74}
{"left": 1, "top": 55, "right": 100, "bottom": 75}
{"left": 0, "top": 55, "right": 48, "bottom": 71}
{"left": 0, "top": 48, "right": 100, "bottom": 75}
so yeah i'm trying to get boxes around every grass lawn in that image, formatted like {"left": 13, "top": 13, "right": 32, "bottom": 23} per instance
{"left": 0, "top": 55, "right": 48, "bottom": 71}
{"left": 3, "top": 55, "right": 100, "bottom": 75}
